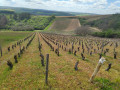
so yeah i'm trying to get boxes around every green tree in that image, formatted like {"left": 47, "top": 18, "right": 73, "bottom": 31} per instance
{"left": 13, "top": 13, "right": 18, "bottom": 20}
{"left": 19, "top": 12, "right": 31, "bottom": 20}
{"left": 0, "top": 15, "right": 8, "bottom": 29}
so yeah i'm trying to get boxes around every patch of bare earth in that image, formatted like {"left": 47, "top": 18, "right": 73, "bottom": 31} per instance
{"left": 89, "top": 27, "right": 101, "bottom": 32}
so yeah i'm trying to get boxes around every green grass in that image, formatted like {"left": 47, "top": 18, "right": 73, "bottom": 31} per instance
{"left": 95, "top": 78, "right": 116, "bottom": 90}
{"left": 44, "top": 19, "right": 55, "bottom": 31}
{"left": 0, "top": 31, "right": 32, "bottom": 47}
{"left": 0, "top": 67, "right": 11, "bottom": 84}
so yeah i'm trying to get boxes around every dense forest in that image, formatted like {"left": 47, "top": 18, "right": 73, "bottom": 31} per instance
{"left": 0, "top": 11, "right": 55, "bottom": 31}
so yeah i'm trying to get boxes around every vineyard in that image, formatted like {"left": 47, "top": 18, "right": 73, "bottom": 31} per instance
{"left": 0, "top": 31, "right": 120, "bottom": 89}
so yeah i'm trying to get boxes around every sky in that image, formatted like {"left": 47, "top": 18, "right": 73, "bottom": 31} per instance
{"left": 0, "top": 0, "right": 120, "bottom": 14}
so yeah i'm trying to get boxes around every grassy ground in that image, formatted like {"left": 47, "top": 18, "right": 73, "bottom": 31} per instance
{"left": 0, "top": 32, "right": 120, "bottom": 89}
{"left": 39, "top": 33, "right": 120, "bottom": 89}
{"left": 44, "top": 19, "right": 55, "bottom": 31}
{"left": 0, "top": 31, "right": 32, "bottom": 47}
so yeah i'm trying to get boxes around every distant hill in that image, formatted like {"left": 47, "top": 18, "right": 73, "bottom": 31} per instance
{"left": 0, "top": 6, "right": 95, "bottom": 16}
{"left": 69, "top": 12, "right": 96, "bottom": 16}
{"left": 0, "top": 9, "right": 15, "bottom": 14}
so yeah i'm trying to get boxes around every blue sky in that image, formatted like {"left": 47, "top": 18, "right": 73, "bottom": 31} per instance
{"left": 0, "top": 0, "right": 120, "bottom": 14}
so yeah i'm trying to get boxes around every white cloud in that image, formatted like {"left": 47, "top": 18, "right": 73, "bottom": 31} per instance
{"left": 72, "top": 0, "right": 96, "bottom": 3}
{"left": 0, "top": 0, "right": 120, "bottom": 14}
{"left": 114, "top": 0, "right": 120, "bottom": 4}
{"left": 11, "top": 0, "right": 16, "bottom": 2}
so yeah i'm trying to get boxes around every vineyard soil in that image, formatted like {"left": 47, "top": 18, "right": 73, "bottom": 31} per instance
{"left": 0, "top": 32, "right": 120, "bottom": 89}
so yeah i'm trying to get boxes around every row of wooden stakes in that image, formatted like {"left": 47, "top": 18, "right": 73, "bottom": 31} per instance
{"left": 0, "top": 33, "right": 34, "bottom": 57}
{"left": 7, "top": 34, "right": 35, "bottom": 69}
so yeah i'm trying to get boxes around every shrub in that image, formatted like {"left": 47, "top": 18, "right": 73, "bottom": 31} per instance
{"left": 78, "top": 17, "right": 86, "bottom": 25}
{"left": 11, "top": 24, "right": 34, "bottom": 31}
{"left": 75, "top": 25, "right": 92, "bottom": 36}
{"left": 92, "top": 30, "right": 120, "bottom": 38}
{"left": 86, "top": 14, "right": 120, "bottom": 30}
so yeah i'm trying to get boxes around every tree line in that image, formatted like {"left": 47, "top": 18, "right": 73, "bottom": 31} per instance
{"left": 0, "top": 12, "right": 55, "bottom": 31}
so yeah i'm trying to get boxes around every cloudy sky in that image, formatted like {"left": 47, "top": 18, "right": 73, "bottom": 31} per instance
{"left": 0, "top": 0, "right": 120, "bottom": 14}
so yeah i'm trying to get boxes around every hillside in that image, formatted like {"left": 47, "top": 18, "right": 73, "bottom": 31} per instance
{"left": 0, "top": 9, "right": 15, "bottom": 14}
{"left": 47, "top": 16, "right": 102, "bottom": 35}
{"left": 79, "top": 15, "right": 110, "bottom": 22}
{"left": 0, "top": 6, "right": 95, "bottom": 16}
{"left": 0, "top": 32, "right": 120, "bottom": 89}
{"left": 77, "top": 14, "right": 120, "bottom": 38}
{"left": 85, "top": 14, "right": 120, "bottom": 30}
{"left": 48, "top": 17, "right": 81, "bottom": 34}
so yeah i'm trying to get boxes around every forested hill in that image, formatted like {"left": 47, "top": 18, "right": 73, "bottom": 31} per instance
{"left": 0, "top": 6, "right": 73, "bottom": 16}
{"left": 0, "top": 6, "right": 94, "bottom": 16}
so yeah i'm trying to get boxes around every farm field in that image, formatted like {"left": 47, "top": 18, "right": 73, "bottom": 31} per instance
{"left": 47, "top": 17, "right": 81, "bottom": 35}
{"left": 45, "top": 16, "right": 102, "bottom": 35}
{"left": 0, "top": 32, "right": 120, "bottom": 89}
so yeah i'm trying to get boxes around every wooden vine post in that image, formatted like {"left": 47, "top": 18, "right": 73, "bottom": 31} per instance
{"left": 89, "top": 57, "right": 106, "bottom": 83}
{"left": 74, "top": 61, "right": 79, "bottom": 70}
{"left": 58, "top": 43, "right": 59, "bottom": 56}
{"left": 45, "top": 54, "right": 49, "bottom": 85}
{"left": 20, "top": 44, "right": 21, "bottom": 51}
{"left": 0, "top": 45, "right": 2, "bottom": 57}
{"left": 58, "top": 43, "right": 59, "bottom": 51}
{"left": 72, "top": 43, "right": 74, "bottom": 54}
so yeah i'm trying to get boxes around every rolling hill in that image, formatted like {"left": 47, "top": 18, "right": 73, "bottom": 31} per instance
{"left": 44, "top": 16, "right": 102, "bottom": 35}
{"left": 0, "top": 6, "right": 95, "bottom": 16}
{"left": 85, "top": 14, "right": 120, "bottom": 30}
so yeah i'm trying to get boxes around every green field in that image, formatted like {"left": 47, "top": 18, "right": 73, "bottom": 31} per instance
{"left": 0, "top": 31, "right": 32, "bottom": 47}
